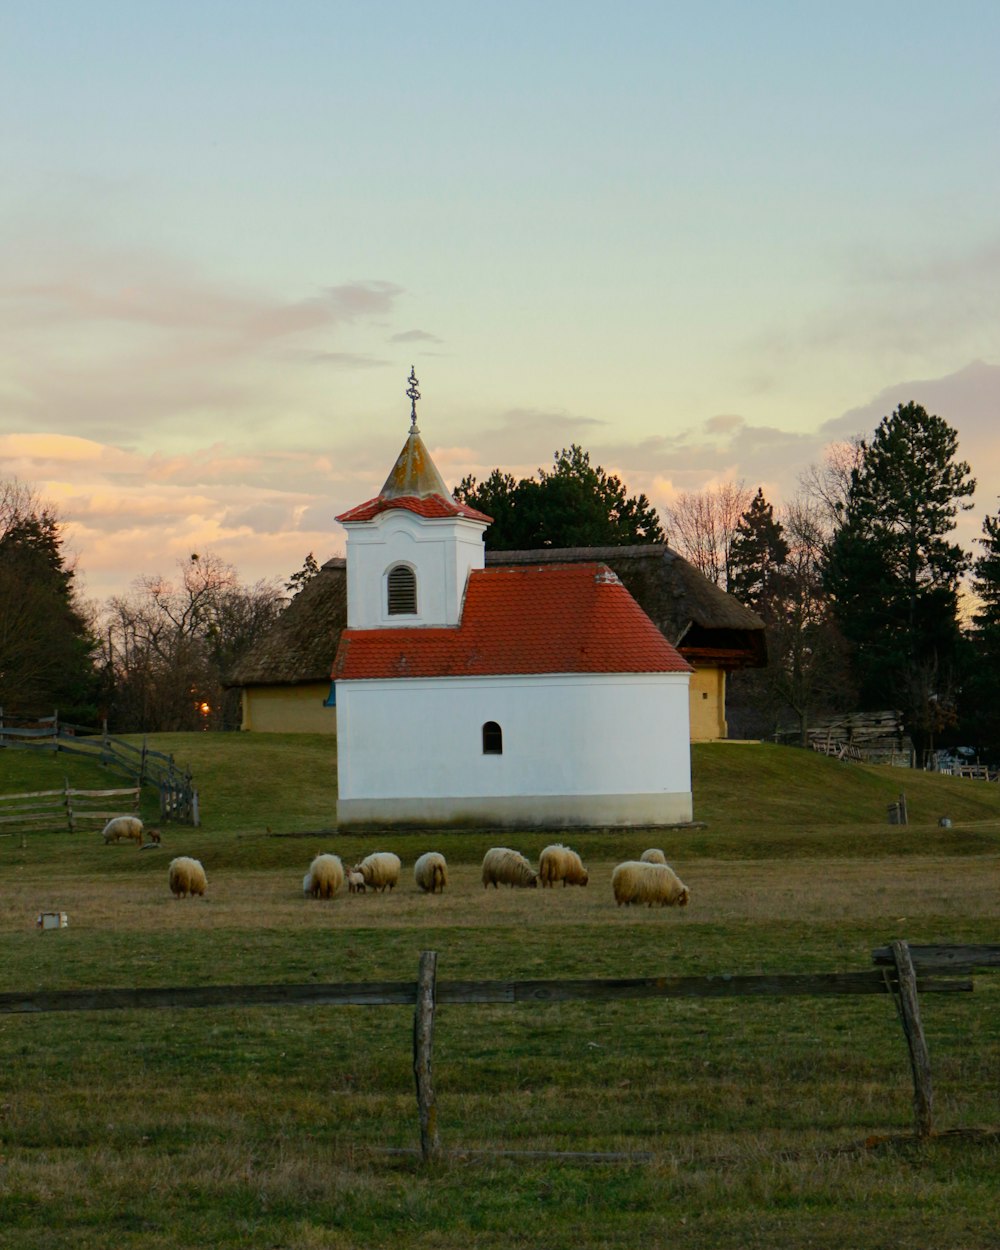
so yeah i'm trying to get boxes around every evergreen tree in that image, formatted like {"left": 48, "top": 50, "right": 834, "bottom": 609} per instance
{"left": 959, "top": 505, "right": 1000, "bottom": 761}
{"left": 285, "top": 551, "right": 320, "bottom": 598}
{"left": 822, "top": 401, "right": 975, "bottom": 762}
{"left": 455, "top": 445, "right": 663, "bottom": 550}
{"left": 0, "top": 495, "right": 98, "bottom": 721}
{"left": 971, "top": 511, "right": 1000, "bottom": 634}
{"left": 728, "top": 488, "right": 789, "bottom": 617}
{"left": 727, "top": 499, "right": 854, "bottom": 742}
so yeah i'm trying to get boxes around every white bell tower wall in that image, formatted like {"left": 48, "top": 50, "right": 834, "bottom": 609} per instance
{"left": 343, "top": 510, "right": 487, "bottom": 629}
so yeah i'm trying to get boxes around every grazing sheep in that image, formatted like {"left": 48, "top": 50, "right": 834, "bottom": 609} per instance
{"left": 612, "top": 861, "right": 689, "bottom": 908}
{"left": 346, "top": 869, "right": 366, "bottom": 894}
{"left": 101, "top": 816, "right": 145, "bottom": 846}
{"left": 413, "top": 851, "right": 448, "bottom": 894}
{"left": 168, "top": 856, "right": 207, "bottom": 898}
{"left": 354, "top": 851, "right": 402, "bottom": 893}
{"left": 639, "top": 848, "right": 668, "bottom": 865}
{"left": 481, "top": 847, "right": 538, "bottom": 889}
{"left": 538, "top": 843, "right": 589, "bottom": 888}
{"left": 303, "top": 853, "right": 344, "bottom": 899}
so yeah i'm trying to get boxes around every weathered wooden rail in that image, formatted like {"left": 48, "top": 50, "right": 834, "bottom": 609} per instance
{"left": 0, "top": 711, "right": 199, "bottom": 825}
{"left": 0, "top": 784, "right": 140, "bottom": 837}
{"left": 3, "top": 942, "right": 994, "bottom": 1160}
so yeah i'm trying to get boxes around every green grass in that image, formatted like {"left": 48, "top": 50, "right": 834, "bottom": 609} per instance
{"left": 1, "top": 735, "right": 999, "bottom": 1248}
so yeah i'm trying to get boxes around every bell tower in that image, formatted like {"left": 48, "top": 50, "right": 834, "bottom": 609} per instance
{"left": 335, "top": 369, "right": 492, "bottom": 629}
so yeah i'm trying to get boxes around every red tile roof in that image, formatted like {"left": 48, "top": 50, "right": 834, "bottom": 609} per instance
{"left": 332, "top": 563, "right": 692, "bottom": 680}
{"left": 336, "top": 493, "right": 492, "bottom": 524}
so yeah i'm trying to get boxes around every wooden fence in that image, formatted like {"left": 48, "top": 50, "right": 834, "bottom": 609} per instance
{"left": 0, "top": 711, "right": 198, "bottom": 825}
{"left": 2, "top": 941, "right": 996, "bottom": 1160}
{"left": 0, "top": 783, "right": 140, "bottom": 837}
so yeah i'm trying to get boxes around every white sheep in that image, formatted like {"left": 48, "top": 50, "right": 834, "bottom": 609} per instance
{"left": 354, "top": 851, "right": 402, "bottom": 893}
{"left": 303, "top": 853, "right": 345, "bottom": 899}
{"left": 612, "top": 860, "right": 689, "bottom": 908}
{"left": 413, "top": 851, "right": 448, "bottom": 894}
{"left": 346, "top": 869, "right": 366, "bottom": 894}
{"left": 639, "top": 848, "right": 668, "bottom": 865}
{"left": 538, "top": 844, "right": 589, "bottom": 888}
{"left": 168, "top": 856, "right": 207, "bottom": 897}
{"left": 101, "top": 816, "right": 145, "bottom": 846}
{"left": 481, "top": 847, "right": 538, "bottom": 889}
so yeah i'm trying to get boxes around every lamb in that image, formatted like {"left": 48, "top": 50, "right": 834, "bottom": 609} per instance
{"left": 413, "top": 851, "right": 448, "bottom": 894}
{"left": 303, "top": 853, "right": 345, "bottom": 899}
{"left": 346, "top": 869, "right": 366, "bottom": 894}
{"left": 168, "top": 856, "right": 207, "bottom": 897}
{"left": 481, "top": 847, "right": 538, "bottom": 889}
{"left": 538, "top": 843, "right": 589, "bottom": 888}
{"left": 354, "top": 851, "right": 402, "bottom": 893}
{"left": 612, "top": 860, "right": 689, "bottom": 908}
{"left": 639, "top": 848, "right": 668, "bottom": 865}
{"left": 101, "top": 816, "right": 145, "bottom": 846}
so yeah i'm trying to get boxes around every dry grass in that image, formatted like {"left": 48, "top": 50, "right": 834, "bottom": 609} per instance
{"left": 4, "top": 854, "right": 997, "bottom": 938}
{"left": 3, "top": 739, "right": 1000, "bottom": 1247}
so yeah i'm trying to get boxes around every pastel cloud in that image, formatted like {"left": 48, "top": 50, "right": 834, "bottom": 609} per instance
{"left": 391, "top": 329, "right": 443, "bottom": 344}
{"left": 0, "top": 235, "right": 407, "bottom": 454}
{"left": 7, "top": 344, "right": 1000, "bottom": 611}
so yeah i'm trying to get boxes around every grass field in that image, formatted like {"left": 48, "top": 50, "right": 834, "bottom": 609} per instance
{"left": 1, "top": 737, "right": 999, "bottom": 1248}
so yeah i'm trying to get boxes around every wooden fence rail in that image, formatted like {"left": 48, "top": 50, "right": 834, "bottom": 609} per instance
{"left": 2, "top": 942, "right": 993, "bottom": 1158}
{"left": 0, "top": 784, "right": 140, "bottom": 836}
{"left": 0, "top": 711, "right": 198, "bottom": 826}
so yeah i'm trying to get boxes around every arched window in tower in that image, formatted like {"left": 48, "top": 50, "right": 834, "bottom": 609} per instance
{"left": 386, "top": 564, "right": 418, "bottom": 615}
{"left": 482, "top": 721, "right": 503, "bottom": 755}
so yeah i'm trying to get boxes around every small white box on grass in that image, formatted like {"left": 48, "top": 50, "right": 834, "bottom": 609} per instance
{"left": 36, "top": 912, "right": 68, "bottom": 930}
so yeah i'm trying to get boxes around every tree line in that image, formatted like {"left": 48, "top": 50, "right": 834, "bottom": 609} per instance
{"left": 3, "top": 401, "right": 999, "bottom": 762}
{"left": 1, "top": 482, "right": 319, "bottom": 732}
{"left": 458, "top": 409, "right": 999, "bottom": 765}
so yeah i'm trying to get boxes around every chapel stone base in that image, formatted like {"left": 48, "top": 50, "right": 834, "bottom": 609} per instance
{"left": 336, "top": 790, "right": 693, "bottom": 830}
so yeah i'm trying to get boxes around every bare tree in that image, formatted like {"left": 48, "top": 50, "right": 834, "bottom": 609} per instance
{"left": 663, "top": 481, "right": 752, "bottom": 588}
{"left": 102, "top": 552, "right": 284, "bottom": 731}
{"left": 797, "top": 438, "right": 864, "bottom": 536}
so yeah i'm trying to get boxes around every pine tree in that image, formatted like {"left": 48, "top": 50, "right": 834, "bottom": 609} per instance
{"left": 959, "top": 506, "right": 1000, "bottom": 761}
{"left": 285, "top": 552, "right": 320, "bottom": 598}
{"left": 728, "top": 488, "right": 789, "bottom": 617}
{"left": 455, "top": 445, "right": 663, "bottom": 550}
{"left": 0, "top": 501, "right": 98, "bottom": 721}
{"left": 823, "top": 401, "right": 975, "bottom": 761}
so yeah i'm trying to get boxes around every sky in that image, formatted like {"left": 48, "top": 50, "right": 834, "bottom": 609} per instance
{"left": 2, "top": 1, "right": 999, "bottom": 605}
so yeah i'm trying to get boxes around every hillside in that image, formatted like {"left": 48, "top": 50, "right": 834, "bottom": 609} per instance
{"left": 3, "top": 735, "right": 999, "bottom": 860}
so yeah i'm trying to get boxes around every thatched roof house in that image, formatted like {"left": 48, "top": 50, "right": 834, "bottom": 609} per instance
{"left": 225, "top": 557, "right": 346, "bottom": 732}
{"left": 227, "top": 544, "right": 764, "bottom": 740}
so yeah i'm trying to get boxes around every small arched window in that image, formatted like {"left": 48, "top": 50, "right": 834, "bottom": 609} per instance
{"left": 482, "top": 721, "right": 503, "bottom": 755}
{"left": 387, "top": 564, "right": 417, "bottom": 615}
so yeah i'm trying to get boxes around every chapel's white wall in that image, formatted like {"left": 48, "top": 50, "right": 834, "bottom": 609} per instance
{"left": 343, "top": 511, "right": 486, "bottom": 628}
{"left": 336, "top": 672, "right": 691, "bottom": 802}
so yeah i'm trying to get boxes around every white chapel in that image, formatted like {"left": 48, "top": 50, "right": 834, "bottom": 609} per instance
{"left": 332, "top": 373, "right": 694, "bottom": 830}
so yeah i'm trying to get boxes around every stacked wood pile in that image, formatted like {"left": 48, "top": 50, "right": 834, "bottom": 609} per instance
{"left": 803, "top": 711, "right": 912, "bottom": 767}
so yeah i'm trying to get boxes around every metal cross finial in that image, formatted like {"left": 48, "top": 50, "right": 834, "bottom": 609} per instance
{"left": 406, "top": 366, "right": 420, "bottom": 428}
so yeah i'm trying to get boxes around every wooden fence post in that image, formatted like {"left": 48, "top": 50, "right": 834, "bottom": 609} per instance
{"left": 413, "top": 950, "right": 440, "bottom": 1161}
{"left": 890, "top": 939, "right": 933, "bottom": 1137}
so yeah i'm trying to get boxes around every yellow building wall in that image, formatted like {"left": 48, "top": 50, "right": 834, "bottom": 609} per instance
{"left": 241, "top": 684, "right": 337, "bottom": 734}
{"left": 241, "top": 669, "right": 726, "bottom": 741}
{"left": 688, "top": 665, "right": 727, "bottom": 741}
